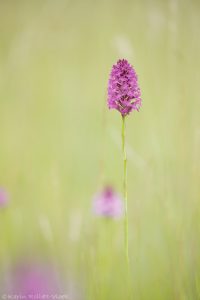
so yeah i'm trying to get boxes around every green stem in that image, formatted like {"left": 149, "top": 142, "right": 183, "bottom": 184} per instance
{"left": 122, "top": 115, "right": 129, "bottom": 266}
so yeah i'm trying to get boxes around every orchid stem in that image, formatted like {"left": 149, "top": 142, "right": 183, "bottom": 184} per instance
{"left": 122, "top": 115, "right": 129, "bottom": 267}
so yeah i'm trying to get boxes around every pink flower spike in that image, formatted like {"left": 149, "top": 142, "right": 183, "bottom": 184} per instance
{"left": 0, "top": 188, "right": 9, "bottom": 208}
{"left": 107, "top": 59, "right": 142, "bottom": 116}
{"left": 93, "top": 186, "right": 123, "bottom": 219}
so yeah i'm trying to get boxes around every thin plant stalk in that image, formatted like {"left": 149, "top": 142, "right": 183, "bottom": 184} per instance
{"left": 122, "top": 115, "right": 129, "bottom": 266}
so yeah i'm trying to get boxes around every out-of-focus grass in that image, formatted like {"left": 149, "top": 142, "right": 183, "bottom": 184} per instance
{"left": 0, "top": 0, "right": 200, "bottom": 299}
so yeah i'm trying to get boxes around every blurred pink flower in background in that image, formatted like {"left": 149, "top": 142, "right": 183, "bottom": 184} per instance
{"left": 0, "top": 188, "right": 9, "bottom": 208}
{"left": 4, "top": 259, "right": 83, "bottom": 300}
{"left": 93, "top": 186, "right": 123, "bottom": 218}
{"left": 10, "top": 261, "right": 61, "bottom": 295}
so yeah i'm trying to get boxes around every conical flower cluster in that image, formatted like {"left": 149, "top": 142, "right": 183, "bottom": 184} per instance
{"left": 108, "top": 59, "right": 142, "bottom": 116}
{"left": 93, "top": 186, "right": 123, "bottom": 218}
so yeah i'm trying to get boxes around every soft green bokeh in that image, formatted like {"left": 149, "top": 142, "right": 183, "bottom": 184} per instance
{"left": 0, "top": 0, "right": 200, "bottom": 299}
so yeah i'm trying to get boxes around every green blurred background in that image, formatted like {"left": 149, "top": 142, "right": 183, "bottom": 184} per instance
{"left": 0, "top": 0, "right": 200, "bottom": 299}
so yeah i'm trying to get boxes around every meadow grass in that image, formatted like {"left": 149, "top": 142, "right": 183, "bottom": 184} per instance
{"left": 0, "top": 0, "right": 200, "bottom": 299}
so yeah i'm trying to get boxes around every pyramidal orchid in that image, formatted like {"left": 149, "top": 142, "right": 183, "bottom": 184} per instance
{"left": 107, "top": 59, "right": 142, "bottom": 265}
{"left": 10, "top": 262, "right": 60, "bottom": 294}
{"left": 108, "top": 59, "right": 141, "bottom": 116}
{"left": 0, "top": 188, "right": 8, "bottom": 208}
{"left": 93, "top": 186, "right": 123, "bottom": 219}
